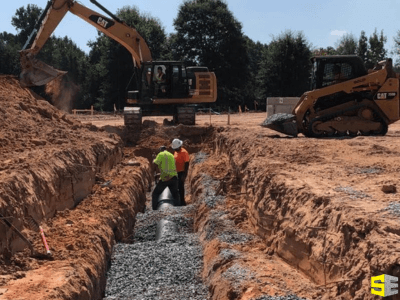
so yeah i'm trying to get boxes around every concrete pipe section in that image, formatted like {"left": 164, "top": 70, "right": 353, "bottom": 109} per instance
{"left": 155, "top": 186, "right": 179, "bottom": 241}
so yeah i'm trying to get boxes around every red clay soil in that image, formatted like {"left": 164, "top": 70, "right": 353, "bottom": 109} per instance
{"left": 188, "top": 124, "right": 400, "bottom": 300}
{"left": 0, "top": 155, "right": 151, "bottom": 300}
{"left": 2, "top": 72, "right": 400, "bottom": 300}
{"left": 0, "top": 75, "right": 152, "bottom": 299}
{"left": 0, "top": 75, "right": 123, "bottom": 253}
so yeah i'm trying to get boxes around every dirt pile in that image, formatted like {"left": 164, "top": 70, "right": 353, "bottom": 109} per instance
{"left": 0, "top": 75, "right": 112, "bottom": 164}
{"left": 0, "top": 75, "right": 122, "bottom": 257}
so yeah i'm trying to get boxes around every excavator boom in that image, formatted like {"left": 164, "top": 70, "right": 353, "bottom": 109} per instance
{"left": 20, "top": 0, "right": 152, "bottom": 87}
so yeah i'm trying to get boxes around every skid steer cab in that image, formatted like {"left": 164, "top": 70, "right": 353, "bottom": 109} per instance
{"left": 262, "top": 55, "right": 400, "bottom": 138}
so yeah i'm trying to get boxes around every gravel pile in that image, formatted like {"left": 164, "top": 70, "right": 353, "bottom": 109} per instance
{"left": 219, "top": 249, "right": 241, "bottom": 260}
{"left": 222, "top": 263, "right": 256, "bottom": 289}
{"left": 199, "top": 174, "right": 225, "bottom": 208}
{"left": 261, "top": 113, "right": 295, "bottom": 126}
{"left": 381, "top": 202, "right": 400, "bottom": 217}
{"left": 104, "top": 206, "right": 208, "bottom": 299}
{"left": 192, "top": 152, "right": 209, "bottom": 165}
{"left": 204, "top": 210, "right": 254, "bottom": 244}
{"left": 334, "top": 186, "right": 370, "bottom": 199}
{"left": 355, "top": 167, "right": 382, "bottom": 174}
{"left": 130, "top": 205, "right": 195, "bottom": 243}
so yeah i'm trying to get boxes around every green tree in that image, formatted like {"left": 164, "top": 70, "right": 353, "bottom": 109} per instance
{"left": 313, "top": 46, "right": 337, "bottom": 56}
{"left": 117, "top": 7, "right": 167, "bottom": 59}
{"left": 367, "top": 29, "right": 387, "bottom": 69}
{"left": 335, "top": 33, "right": 357, "bottom": 55}
{"left": 257, "top": 30, "right": 312, "bottom": 98}
{"left": 245, "top": 37, "right": 266, "bottom": 101}
{"left": 173, "top": 0, "right": 249, "bottom": 107}
{"left": 0, "top": 32, "right": 20, "bottom": 75}
{"left": 356, "top": 30, "right": 368, "bottom": 65}
{"left": 393, "top": 30, "right": 400, "bottom": 70}
{"left": 87, "top": 5, "right": 168, "bottom": 111}
{"left": 11, "top": 4, "right": 42, "bottom": 46}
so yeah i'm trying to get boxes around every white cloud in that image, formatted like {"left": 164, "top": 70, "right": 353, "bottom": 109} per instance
{"left": 330, "top": 30, "right": 347, "bottom": 37}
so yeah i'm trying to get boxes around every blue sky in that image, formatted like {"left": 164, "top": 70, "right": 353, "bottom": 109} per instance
{"left": 1, "top": 0, "right": 399, "bottom": 58}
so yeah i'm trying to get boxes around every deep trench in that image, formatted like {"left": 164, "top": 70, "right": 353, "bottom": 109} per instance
{"left": 102, "top": 148, "right": 208, "bottom": 300}
{"left": 2, "top": 124, "right": 385, "bottom": 300}
{"left": 99, "top": 142, "right": 310, "bottom": 300}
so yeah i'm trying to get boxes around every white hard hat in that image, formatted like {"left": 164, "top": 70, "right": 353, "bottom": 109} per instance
{"left": 171, "top": 139, "right": 183, "bottom": 149}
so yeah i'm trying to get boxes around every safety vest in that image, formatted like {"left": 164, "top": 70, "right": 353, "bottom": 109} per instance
{"left": 156, "top": 72, "right": 165, "bottom": 84}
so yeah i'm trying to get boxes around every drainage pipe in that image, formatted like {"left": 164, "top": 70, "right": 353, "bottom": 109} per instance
{"left": 155, "top": 186, "right": 179, "bottom": 241}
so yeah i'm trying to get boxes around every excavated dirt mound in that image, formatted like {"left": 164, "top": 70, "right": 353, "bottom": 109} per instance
{"left": 0, "top": 75, "right": 130, "bottom": 298}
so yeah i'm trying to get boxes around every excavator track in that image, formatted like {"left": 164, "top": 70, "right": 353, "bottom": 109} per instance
{"left": 305, "top": 103, "right": 388, "bottom": 138}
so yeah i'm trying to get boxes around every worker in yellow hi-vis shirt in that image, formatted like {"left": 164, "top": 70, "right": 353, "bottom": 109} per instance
{"left": 152, "top": 146, "right": 180, "bottom": 210}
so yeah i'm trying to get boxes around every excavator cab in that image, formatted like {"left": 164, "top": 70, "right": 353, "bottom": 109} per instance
{"left": 310, "top": 55, "right": 367, "bottom": 90}
{"left": 139, "top": 61, "right": 190, "bottom": 101}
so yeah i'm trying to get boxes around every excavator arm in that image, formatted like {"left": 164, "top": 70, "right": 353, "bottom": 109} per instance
{"left": 20, "top": 0, "right": 152, "bottom": 87}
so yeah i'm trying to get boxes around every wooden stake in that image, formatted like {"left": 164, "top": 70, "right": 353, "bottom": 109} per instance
{"left": 228, "top": 107, "right": 230, "bottom": 125}
{"left": 209, "top": 107, "right": 211, "bottom": 125}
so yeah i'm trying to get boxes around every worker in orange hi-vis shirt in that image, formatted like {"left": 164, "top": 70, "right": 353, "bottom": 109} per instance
{"left": 171, "top": 139, "right": 190, "bottom": 206}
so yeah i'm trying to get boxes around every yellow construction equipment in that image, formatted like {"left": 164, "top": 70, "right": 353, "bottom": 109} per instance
{"left": 263, "top": 55, "right": 399, "bottom": 137}
{"left": 20, "top": 0, "right": 217, "bottom": 125}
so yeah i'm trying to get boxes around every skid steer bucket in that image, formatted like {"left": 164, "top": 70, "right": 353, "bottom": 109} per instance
{"left": 20, "top": 52, "right": 66, "bottom": 87}
{"left": 261, "top": 113, "right": 298, "bottom": 137}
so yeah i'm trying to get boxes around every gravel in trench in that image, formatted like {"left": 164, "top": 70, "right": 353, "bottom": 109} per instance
{"left": 104, "top": 205, "right": 209, "bottom": 300}
{"left": 104, "top": 152, "right": 310, "bottom": 300}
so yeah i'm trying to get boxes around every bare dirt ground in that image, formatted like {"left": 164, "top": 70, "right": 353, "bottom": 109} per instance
{"left": 74, "top": 111, "right": 266, "bottom": 128}
{"left": 1, "top": 73, "right": 400, "bottom": 300}
{"left": 189, "top": 126, "right": 400, "bottom": 300}
{"left": 78, "top": 112, "right": 400, "bottom": 299}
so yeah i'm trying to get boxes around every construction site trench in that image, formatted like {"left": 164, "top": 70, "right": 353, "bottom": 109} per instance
{"left": 1, "top": 76, "right": 400, "bottom": 300}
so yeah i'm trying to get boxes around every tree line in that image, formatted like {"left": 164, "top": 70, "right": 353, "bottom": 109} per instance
{"left": 0, "top": 0, "right": 396, "bottom": 112}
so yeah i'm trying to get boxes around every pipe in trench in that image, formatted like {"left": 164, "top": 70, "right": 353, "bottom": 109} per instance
{"left": 155, "top": 186, "right": 179, "bottom": 241}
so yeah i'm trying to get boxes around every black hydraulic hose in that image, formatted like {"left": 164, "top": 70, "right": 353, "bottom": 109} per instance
{"left": 89, "top": 0, "right": 123, "bottom": 23}
{"left": 22, "top": 0, "right": 52, "bottom": 50}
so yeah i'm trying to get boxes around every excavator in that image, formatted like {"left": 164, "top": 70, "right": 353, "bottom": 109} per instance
{"left": 19, "top": 0, "right": 217, "bottom": 125}
{"left": 263, "top": 55, "right": 400, "bottom": 137}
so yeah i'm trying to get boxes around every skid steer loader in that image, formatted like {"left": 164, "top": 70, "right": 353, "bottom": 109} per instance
{"left": 263, "top": 55, "right": 399, "bottom": 137}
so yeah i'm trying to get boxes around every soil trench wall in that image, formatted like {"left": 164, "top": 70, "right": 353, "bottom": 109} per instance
{"left": 1, "top": 157, "right": 151, "bottom": 300}
{"left": 211, "top": 133, "right": 400, "bottom": 300}
{"left": 0, "top": 142, "right": 122, "bottom": 255}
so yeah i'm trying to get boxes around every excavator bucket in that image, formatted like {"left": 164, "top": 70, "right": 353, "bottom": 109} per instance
{"left": 20, "top": 52, "right": 66, "bottom": 87}
{"left": 261, "top": 113, "right": 298, "bottom": 137}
